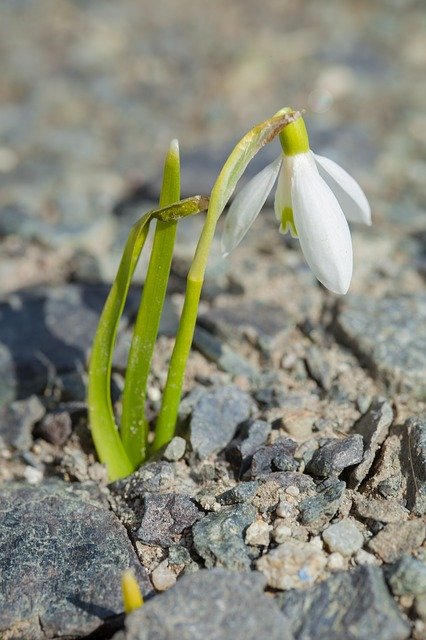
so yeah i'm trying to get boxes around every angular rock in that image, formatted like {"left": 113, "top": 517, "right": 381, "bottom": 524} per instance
{"left": 304, "top": 346, "right": 332, "bottom": 390}
{"left": 322, "top": 519, "right": 364, "bottom": 556}
{"left": 0, "top": 482, "right": 150, "bottom": 639}
{"left": 190, "top": 385, "right": 253, "bottom": 457}
{"left": 386, "top": 555, "right": 426, "bottom": 596}
{"left": 278, "top": 565, "right": 410, "bottom": 640}
{"left": 250, "top": 438, "right": 298, "bottom": 478}
{"left": 257, "top": 540, "right": 327, "bottom": 590}
{"left": 33, "top": 408, "right": 73, "bottom": 445}
{"left": 137, "top": 493, "right": 202, "bottom": 547}
{"left": 0, "top": 395, "right": 45, "bottom": 450}
{"left": 192, "top": 504, "right": 255, "bottom": 570}
{"left": 163, "top": 436, "right": 186, "bottom": 462}
{"left": 259, "top": 471, "right": 316, "bottom": 493}
{"left": 353, "top": 494, "right": 409, "bottom": 524}
{"left": 334, "top": 293, "right": 426, "bottom": 399}
{"left": 368, "top": 520, "right": 425, "bottom": 563}
{"left": 306, "top": 435, "right": 363, "bottom": 477}
{"left": 226, "top": 419, "right": 271, "bottom": 475}
{"left": 217, "top": 481, "right": 259, "bottom": 506}
{"left": 400, "top": 417, "right": 426, "bottom": 516}
{"left": 193, "top": 327, "right": 258, "bottom": 379}
{"left": 299, "top": 478, "right": 346, "bottom": 533}
{"left": 349, "top": 397, "right": 394, "bottom": 488}
{"left": 119, "top": 569, "right": 293, "bottom": 640}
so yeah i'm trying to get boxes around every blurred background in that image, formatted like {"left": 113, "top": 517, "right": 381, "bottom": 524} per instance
{"left": 0, "top": 0, "right": 424, "bottom": 294}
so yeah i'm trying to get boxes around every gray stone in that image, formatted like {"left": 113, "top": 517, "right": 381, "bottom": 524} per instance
{"left": 0, "top": 482, "right": 150, "bottom": 639}
{"left": 322, "top": 519, "right": 364, "bottom": 556}
{"left": 386, "top": 555, "right": 426, "bottom": 596}
{"left": 250, "top": 438, "right": 297, "bottom": 478}
{"left": 190, "top": 385, "right": 253, "bottom": 457}
{"left": 299, "top": 478, "right": 346, "bottom": 532}
{"left": 119, "top": 569, "right": 293, "bottom": 640}
{"left": 137, "top": 493, "right": 202, "bottom": 547}
{"left": 0, "top": 395, "right": 45, "bottom": 450}
{"left": 353, "top": 494, "right": 409, "bottom": 524}
{"left": 334, "top": 293, "right": 426, "bottom": 399}
{"left": 278, "top": 565, "right": 410, "bottom": 640}
{"left": 192, "top": 504, "right": 255, "bottom": 570}
{"left": 349, "top": 397, "right": 394, "bottom": 488}
{"left": 163, "top": 436, "right": 186, "bottom": 462}
{"left": 400, "top": 417, "right": 426, "bottom": 516}
{"left": 217, "top": 481, "right": 259, "bottom": 505}
{"left": 226, "top": 419, "right": 272, "bottom": 474}
{"left": 306, "top": 435, "right": 364, "bottom": 477}
{"left": 304, "top": 346, "right": 332, "bottom": 390}
{"left": 368, "top": 520, "right": 425, "bottom": 563}
{"left": 258, "top": 471, "right": 316, "bottom": 493}
{"left": 193, "top": 327, "right": 258, "bottom": 379}
{"left": 33, "top": 408, "right": 73, "bottom": 445}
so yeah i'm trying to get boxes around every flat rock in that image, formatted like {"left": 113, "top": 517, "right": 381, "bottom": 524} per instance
{"left": 368, "top": 520, "right": 425, "bottom": 563}
{"left": 136, "top": 493, "right": 202, "bottom": 547}
{"left": 192, "top": 504, "right": 255, "bottom": 570}
{"left": 353, "top": 494, "right": 409, "bottom": 524}
{"left": 386, "top": 555, "right": 426, "bottom": 596}
{"left": 306, "top": 434, "right": 363, "bottom": 477}
{"left": 278, "top": 565, "right": 411, "bottom": 640}
{"left": 193, "top": 327, "right": 258, "bottom": 379}
{"left": 190, "top": 385, "right": 253, "bottom": 457}
{"left": 0, "top": 482, "right": 150, "bottom": 639}
{"left": 400, "top": 417, "right": 426, "bottom": 516}
{"left": 322, "top": 519, "right": 364, "bottom": 556}
{"left": 334, "top": 293, "right": 426, "bottom": 399}
{"left": 299, "top": 478, "right": 346, "bottom": 533}
{"left": 118, "top": 568, "right": 293, "bottom": 640}
{"left": 0, "top": 395, "right": 45, "bottom": 450}
{"left": 349, "top": 397, "right": 394, "bottom": 488}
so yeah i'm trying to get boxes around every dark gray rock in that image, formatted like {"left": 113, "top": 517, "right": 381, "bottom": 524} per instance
{"left": 217, "top": 481, "right": 259, "bottom": 505}
{"left": 334, "top": 293, "right": 426, "bottom": 399}
{"left": 193, "top": 327, "right": 258, "bottom": 379}
{"left": 306, "top": 435, "right": 364, "bottom": 478}
{"left": 349, "top": 397, "right": 394, "bottom": 488}
{"left": 190, "top": 385, "right": 253, "bottom": 457}
{"left": 400, "top": 417, "right": 426, "bottom": 516}
{"left": 386, "top": 555, "right": 426, "bottom": 596}
{"left": 192, "top": 504, "right": 255, "bottom": 570}
{"left": 0, "top": 482, "right": 150, "bottom": 639}
{"left": 0, "top": 395, "right": 45, "bottom": 450}
{"left": 278, "top": 565, "right": 410, "bottom": 640}
{"left": 33, "top": 407, "right": 73, "bottom": 445}
{"left": 0, "top": 285, "right": 140, "bottom": 406}
{"left": 250, "top": 438, "right": 298, "bottom": 478}
{"left": 259, "top": 471, "right": 316, "bottom": 493}
{"left": 111, "top": 462, "right": 177, "bottom": 501}
{"left": 299, "top": 478, "right": 346, "bottom": 532}
{"left": 368, "top": 520, "right": 425, "bottom": 563}
{"left": 119, "top": 568, "right": 293, "bottom": 640}
{"left": 136, "top": 493, "right": 202, "bottom": 547}
{"left": 226, "top": 419, "right": 272, "bottom": 474}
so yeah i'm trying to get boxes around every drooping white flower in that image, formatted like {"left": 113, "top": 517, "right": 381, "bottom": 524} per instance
{"left": 221, "top": 114, "right": 371, "bottom": 295}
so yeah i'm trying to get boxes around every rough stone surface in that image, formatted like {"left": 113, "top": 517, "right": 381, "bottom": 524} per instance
{"left": 386, "top": 555, "right": 426, "bottom": 596}
{"left": 226, "top": 419, "right": 271, "bottom": 475}
{"left": 0, "top": 482, "right": 150, "bottom": 639}
{"left": 256, "top": 540, "right": 327, "bottom": 590}
{"left": 368, "top": 520, "right": 426, "bottom": 563}
{"left": 335, "top": 294, "right": 426, "bottom": 398}
{"left": 0, "top": 395, "right": 45, "bottom": 450}
{"left": 119, "top": 569, "right": 293, "bottom": 640}
{"left": 250, "top": 438, "right": 298, "bottom": 478}
{"left": 306, "top": 435, "right": 364, "bottom": 477}
{"left": 217, "top": 481, "right": 259, "bottom": 506}
{"left": 349, "top": 397, "right": 394, "bottom": 488}
{"left": 190, "top": 385, "right": 253, "bottom": 457}
{"left": 136, "top": 493, "right": 202, "bottom": 547}
{"left": 353, "top": 494, "right": 409, "bottom": 524}
{"left": 400, "top": 417, "right": 426, "bottom": 516}
{"left": 245, "top": 519, "right": 272, "bottom": 546}
{"left": 33, "top": 408, "right": 73, "bottom": 445}
{"left": 192, "top": 504, "right": 255, "bottom": 570}
{"left": 322, "top": 519, "right": 364, "bottom": 556}
{"left": 163, "top": 436, "right": 187, "bottom": 462}
{"left": 278, "top": 565, "right": 411, "bottom": 640}
{"left": 299, "top": 478, "right": 346, "bottom": 532}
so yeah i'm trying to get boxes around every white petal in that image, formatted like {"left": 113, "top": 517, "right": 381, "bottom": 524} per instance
{"left": 292, "top": 153, "right": 353, "bottom": 294}
{"left": 314, "top": 153, "right": 371, "bottom": 225}
{"left": 221, "top": 156, "right": 282, "bottom": 256}
{"left": 274, "top": 157, "right": 292, "bottom": 222}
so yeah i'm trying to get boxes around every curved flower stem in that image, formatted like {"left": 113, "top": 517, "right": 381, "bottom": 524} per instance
{"left": 88, "top": 196, "right": 209, "bottom": 481}
{"left": 121, "top": 140, "right": 181, "bottom": 467}
{"left": 153, "top": 108, "right": 301, "bottom": 452}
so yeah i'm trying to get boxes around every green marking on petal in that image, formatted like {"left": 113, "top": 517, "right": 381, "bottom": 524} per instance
{"left": 279, "top": 117, "right": 309, "bottom": 156}
{"left": 280, "top": 206, "right": 298, "bottom": 237}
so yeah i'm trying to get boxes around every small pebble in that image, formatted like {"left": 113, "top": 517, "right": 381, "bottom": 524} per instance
{"left": 327, "top": 552, "right": 345, "bottom": 571}
{"left": 147, "top": 386, "right": 162, "bottom": 402}
{"left": 151, "top": 560, "right": 177, "bottom": 592}
{"left": 285, "top": 485, "right": 300, "bottom": 497}
{"left": 245, "top": 520, "right": 272, "bottom": 546}
{"left": 322, "top": 519, "right": 364, "bottom": 557}
{"left": 23, "top": 467, "right": 43, "bottom": 485}
{"left": 163, "top": 436, "right": 186, "bottom": 462}
{"left": 355, "top": 549, "right": 381, "bottom": 566}
{"left": 273, "top": 523, "right": 292, "bottom": 544}
{"left": 276, "top": 499, "right": 297, "bottom": 519}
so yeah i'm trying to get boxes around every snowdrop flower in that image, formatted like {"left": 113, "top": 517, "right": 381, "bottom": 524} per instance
{"left": 221, "top": 112, "right": 371, "bottom": 294}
